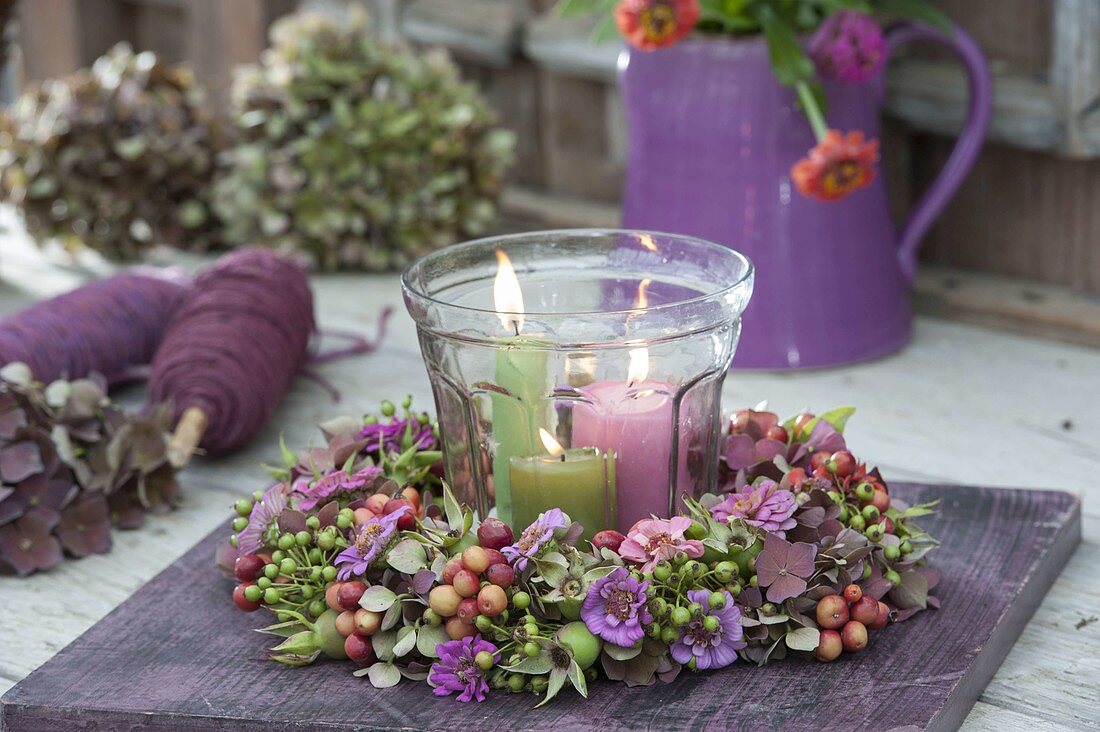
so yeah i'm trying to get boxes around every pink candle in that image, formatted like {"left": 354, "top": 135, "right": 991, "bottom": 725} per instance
{"left": 572, "top": 375, "right": 674, "bottom": 533}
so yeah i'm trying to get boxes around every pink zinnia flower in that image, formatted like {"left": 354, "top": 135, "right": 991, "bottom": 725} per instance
{"left": 618, "top": 516, "right": 703, "bottom": 573}
{"left": 710, "top": 479, "right": 798, "bottom": 537}
{"left": 791, "top": 129, "right": 879, "bottom": 202}
{"left": 809, "top": 10, "right": 888, "bottom": 83}
{"left": 614, "top": 0, "right": 699, "bottom": 51}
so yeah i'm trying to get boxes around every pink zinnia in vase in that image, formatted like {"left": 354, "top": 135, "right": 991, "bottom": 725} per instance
{"left": 809, "top": 10, "right": 888, "bottom": 83}
{"left": 617, "top": 516, "right": 704, "bottom": 573}
{"left": 710, "top": 479, "right": 798, "bottom": 537}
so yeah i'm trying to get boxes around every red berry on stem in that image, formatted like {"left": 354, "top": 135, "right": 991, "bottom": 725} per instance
{"left": 477, "top": 585, "right": 508, "bottom": 617}
{"left": 843, "top": 584, "right": 862, "bottom": 604}
{"left": 401, "top": 486, "right": 421, "bottom": 510}
{"left": 850, "top": 595, "right": 879, "bottom": 625}
{"left": 765, "top": 426, "right": 789, "bottom": 443}
{"left": 429, "top": 585, "right": 461, "bottom": 617}
{"left": 445, "top": 616, "right": 477, "bottom": 640}
{"left": 452, "top": 569, "right": 480, "bottom": 598}
{"left": 344, "top": 632, "right": 376, "bottom": 665}
{"left": 815, "top": 594, "right": 849, "bottom": 630}
{"left": 335, "top": 610, "right": 357, "bottom": 638}
{"left": 785, "top": 467, "right": 807, "bottom": 487}
{"left": 442, "top": 558, "right": 464, "bottom": 584}
{"left": 869, "top": 601, "right": 890, "bottom": 630}
{"left": 476, "top": 518, "right": 514, "bottom": 551}
{"left": 383, "top": 498, "right": 417, "bottom": 530}
{"left": 234, "top": 554, "right": 267, "bottom": 582}
{"left": 456, "top": 597, "right": 480, "bottom": 623}
{"left": 591, "top": 530, "right": 627, "bottom": 553}
{"left": 483, "top": 548, "right": 507, "bottom": 567}
{"left": 841, "top": 620, "right": 868, "bottom": 652}
{"left": 354, "top": 608, "right": 383, "bottom": 636}
{"left": 337, "top": 581, "right": 368, "bottom": 611}
{"left": 828, "top": 451, "right": 856, "bottom": 478}
{"left": 485, "top": 562, "right": 516, "bottom": 588}
{"left": 233, "top": 583, "right": 261, "bottom": 612}
{"left": 871, "top": 488, "right": 891, "bottom": 513}
{"left": 462, "top": 546, "right": 490, "bottom": 574}
{"left": 365, "top": 493, "right": 389, "bottom": 514}
{"left": 353, "top": 507, "right": 376, "bottom": 525}
{"left": 794, "top": 413, "right": 815, "bottom": 437}
{"left": 325, "top": 582, "right": 345, "bottom": 612}
{"left": 811, "top": 451, "right": 830, "bottom": 471}
{"left": 814, "top": 629, "right": 843, "bottom": 662}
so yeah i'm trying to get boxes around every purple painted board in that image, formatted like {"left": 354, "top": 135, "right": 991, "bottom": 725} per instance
{"left": 2, "top": 484, "right": 1081, "bottom": 732}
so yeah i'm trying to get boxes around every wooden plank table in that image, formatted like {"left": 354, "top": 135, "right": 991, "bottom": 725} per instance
{"left": 1, "top": 214, "right": 1099, "bottom": 729}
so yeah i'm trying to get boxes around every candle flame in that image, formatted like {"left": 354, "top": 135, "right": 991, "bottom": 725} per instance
{"left": 638, "top": 234, "right": 659, "bottom": 253}
{"left": 538, "top": 427, "right": 565, "bottom": 457}
{"left": 627, "top": 346, "right": 649, "bottom": 385}
{"left": 494, "top": 249, "right": 525, "bottom": 334}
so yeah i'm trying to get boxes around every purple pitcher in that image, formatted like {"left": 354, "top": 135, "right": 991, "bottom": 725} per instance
{"left": 619, "top": 24, "right": 991, "bottom": 369}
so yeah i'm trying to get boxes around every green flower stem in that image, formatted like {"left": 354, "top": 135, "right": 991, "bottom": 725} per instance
{"left": 796, "top": 82, "right": 829, "bottom": 142}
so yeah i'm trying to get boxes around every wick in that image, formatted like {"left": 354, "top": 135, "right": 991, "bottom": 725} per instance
{"left": 559, "top": 453, "right": 566, "bottom": 463}
{"left": 512, "top": 322, "right": 520, "bottom": 337}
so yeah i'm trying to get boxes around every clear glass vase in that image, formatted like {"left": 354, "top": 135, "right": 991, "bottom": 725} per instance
{"left": 402, "top": 229, "right": 753, "bottom": 538}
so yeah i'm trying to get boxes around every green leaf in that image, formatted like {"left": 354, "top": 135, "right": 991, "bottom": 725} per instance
{"left": 387, "top": 538, "right": 428, "bottom": 574}
{"left": 590, "top": 12, "right": 621, "bottom": 43}
{"left": 393, "top": 625, "right": 417, "bottom": 657}
{"left": 785, "top": 626, "right": 820, "bottom": 651}
{"left": 359, "top": 585, "right": 397, "bottom": 612}
{"left": 381, "top": 600, "right": 403, "bottom": 631}
{"left": 443, "top": 483, "right": 463, "bottom": 531}
{"left": 816, "top": 406, "right": 856, "bottom": 434}
{"left": 890, "top": 570, "right": 929, "bottom": 609}
{"left": 875, "top": 0, "right": 952, "bottom": 33}
{"left": 502, "top": 651, "right": 553, "bottom": 675}
{"left": 269, "top": 630, "right": 319, "bottom": 657}
{"left": 371, "top": 629, "right": 398, "bottom": 661}
{"left": 759, "top": 6, "right": 815, "bottom": 87}
{"left": 365, "top": 662, "right": 402, "bottom": 688}
{"left": 416, "top": 623, "right": 449, "bottom": 659}
{"left": 536, "top": 666, "right": 569, "bottom": 708}
{"left": 566, "top": 659, "right": 588, "bottom": 697}
{"left": 899, "top": 500, "right": 940, "bottom": 519}
{"left": 279, "top": 434, "right": 297, "bottom": 469}
{"left": 557, "top": 0, "right": 602, "bottom": 17}
{"left": 603, "top": 642, "right": 643, "bottom": 661}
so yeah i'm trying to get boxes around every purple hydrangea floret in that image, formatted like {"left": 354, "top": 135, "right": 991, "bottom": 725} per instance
{"left": 580, "top": 566, "right": 653, "bottom": 647}
{"left": 334, "top": 505, "right": 410, "bottom": 580}
{"left": 428, "top": 635, "right": 498, "bottom": 703}
{"left": 710, "top": 479, "right": 798, "bottom": 537}
{"left": 669, "top": 589, "right": 746, "bottom": 671}
{"left": 501, "top": 508, "right": 567, "bottom": 571}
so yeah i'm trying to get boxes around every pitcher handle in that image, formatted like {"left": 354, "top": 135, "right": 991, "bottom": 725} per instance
{"left": 886, "top": 22, "right": 992, "bottom": 284}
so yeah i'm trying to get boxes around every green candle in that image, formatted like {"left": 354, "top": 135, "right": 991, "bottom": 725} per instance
{"left": 491, "top": 337, "right": 549, "bottom": 527}
{"left": 509, "top": 430, "right": 616, "bottom": 542}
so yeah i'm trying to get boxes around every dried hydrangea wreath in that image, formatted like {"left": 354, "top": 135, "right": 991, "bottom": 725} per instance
{"left": 220, "top": 401, "right": 939, "bottom": 703}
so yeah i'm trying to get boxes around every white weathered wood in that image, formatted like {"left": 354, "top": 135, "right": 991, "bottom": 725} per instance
{"left": 1052, "top": 0, "right": 1100, "bottom": 157}
{"left": 0, "top": 221, "right": 1099, "bottom": 729}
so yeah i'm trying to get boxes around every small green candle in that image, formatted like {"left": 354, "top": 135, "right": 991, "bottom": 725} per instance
{"left": 491, "top": 336, "right": 549, "bottom": 527}
{"left": 509, "top": 429, "right": 616, "bottom": 542}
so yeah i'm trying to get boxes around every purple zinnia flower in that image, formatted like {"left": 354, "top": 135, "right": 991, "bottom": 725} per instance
{"left": 502, "top": 508, "right": 568, "bottom": 571}
{"left": 428, "top": 635, "right": 498, "bottom": 703}
{"left": 236, "top": 482, "right": 291, "bottom": 557}
{"left": 670, "top": 590, "right": 745, "bottom": 670}
{"left": 710, "top": 480, "right": 798, "bottom": 537}
{"left": 581, "top": 567, "right": 653, "bottom": 647}
{"left": 359, "top": 418, "right": 435, "bottom": 455}
{"left": 754, "top": 533, "right": 818, "bottom": 604}
{"left": 334, "top": 506, "right": 410, "bottom": 580}
{"left": 295, "top": 465, "right": 382, "bottom": 511}
{"left": 809, "top": 10, "right": 888, "bottom": 83}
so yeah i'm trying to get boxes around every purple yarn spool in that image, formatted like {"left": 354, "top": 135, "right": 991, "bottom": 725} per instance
{"left": 0, "top": 271, "right": 189, "bottom": 384}
{"left": 149, "top": 248, "right": 315, "bottom": 456}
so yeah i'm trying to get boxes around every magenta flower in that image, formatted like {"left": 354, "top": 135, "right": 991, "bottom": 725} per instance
{"left": 710, "top": 480, "right": 798, "bottom": 537}
{"left": 617, "top": 516, "right": 704, "bottom": 573}
{"left": 429, "top": 635, "right": 498, "bottom": 702}
{"left": 502, "top": 508, "right": 568, "bottom": 571}
{"left": 809, "top": 10, "right": 888, "bottom": 83}
{"left": 754, "top": 533, "right": 818, "bottom": 604}
{"left": 669, "top": 590, "right": 745, "bottom": 670}
{"left": 236, "top": 482, "right": 291, "bottom": 557}
{"left": 295, "top": 465, "right": 382, "bottom": 511}
{"left": 359, "top": 418, "right": 435, "bottom": 455}
{"left": 334, "top": 506, "right": 410, "bottom": 580}
{"left": 581, "top": 567, "right": 653, "bottom": 647}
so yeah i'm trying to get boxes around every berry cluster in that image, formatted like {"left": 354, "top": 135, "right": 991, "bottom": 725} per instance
{"left": 427, "top": 519, "right": 517, "bottom": 641}
{"left": 813, "top": 583, "right": 889, "bottom": 661}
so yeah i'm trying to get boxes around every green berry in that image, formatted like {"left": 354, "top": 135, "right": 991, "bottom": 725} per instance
{"left": 645, "top": 623, "right": 661, "bottom": 639}
{"left": 401, "top": 395, "right": 413, "bottom": 409}
{"left": 317, "top": 532, "right": 336, "bottom": 551}
{"left": 865, "top": 525, "right": 884, "bottom": 542}
{"left": 848, "top": 515, "right": 866, "bottom": 532}
{"left": 660, "top": 626, "right": 679, "bottom": 644}
{"left": 279, "top": 558, "right": 297, "bottom": 575}
{"left": 306, "top": 516, "right": 321, "bottom": 530}
{"left": 714, "top": 561, "right": 737, "bottom": 583}
{"left": 295, "top": 530, "right": 312, "bottom": 547}
{"left": 671, "top": 606, "right": 691, "bottom": 627}
{"left": 827, "top": 491, "right": 843, "bottom": 505}
{"left": 685, "top": 521, "right": 707, "bottom": 540}
{"left": 703, "top": 615, "right": 720, "bottom": 633}
{"left": 256, "top": 576, "right": 272, "bottom": 590}
{"left": 308, "top": 599, "right": 326, "bottom": 617}
{"left": 512, "top": 591, "right": 531, "bottom": 610}
{"left": 308, "top": 548, "right": 323, "bottom": 564}
{"left": 883, "top": 544, "right": 901, "bottom": 561}
{"left": 653, "top": 561, "right": 672, "bottom": 582}
{"left": 531, "top": 675, "right": 548, "bottom": 693}
{"left": 507, "top": 674, "right": 525, "bottom": 692}
{"left": 271, "top": 550, "right": 286, "bottom": 563}
{"left": 648, "top": 597, "right": 668, "bottom": 617}
{"left": 727, "top": 582, "right": 743, "bottom": 596}
{"left": 838, "top": 506, "right": 850, "bottom": 522}
{"left": 709, "top": 591, "right": 727, "bottom": 609}
{"left": 380, "top": 400, "right": 396, "bottom": 417}
{"left": 524, "top": 623, "right": 539, "bottom": 637}
{"left": 861, "top": 505, "right": 880, "bottom": 522}
{"left": 900, "top": 539, "right": 913, "bottom": 554}
{"left": 229, "top": 534, "right": 238, "bottom": 548}
{"left": 855, "top": 482, "right": 875, "bottom": 501}
{"left": 243, "top": 585, "right": 263, "bottom": 602}
{"left": 885, "top": 569, "right": 901, "bottom": 587}
{"left": 252, "top": 489, "right": 265, "bottom": 502}
{"left": 475, "top": 651, "right": 495, "bottom": 670}
{"left": 673, "top": 551, "right": 689, "bottom": 566}
{"left": 426, "top": 609, "right": 443, "bottom": 627}
{"left": 688, "top": 602, "right": 703, "bottom": 617}
{"left": 235, "top": 499, "right": 253, "bottom": 517}
{"left": 263, "top": 563, "right": 280, "bottom": 580}
{"left": 474, "top": 614, "right": 491, "bottom": 632}
{"left": 300, "top": 586, "right": 315, "bottom": 599}
{"left": 862, "top": 562, "right": 873, "bottom": 580}
{"left": 232, "top": 517, "right": 248, "bottom": 532}
{"left": 321, "top": 566, "right": 337, "bottom": 582}
{"left": 522, "top": 614, "right": 537, "bottom": 626}
{"left": 749, "top": 575, "right": 759, "bottom": 588}
{"left": 277, "top": 533, "right": 295, "bottom": 551}
{"left": 309, "top": 567, "right": 322, "bottom": 581}
{"left": 263, "top": 588, "right": 281, "bottom": 604}
{"left": 523, "top": 642, "right": 540, "bottom": 658}
{"left": 336, "top": 514, "right": 352, "bottom": 530}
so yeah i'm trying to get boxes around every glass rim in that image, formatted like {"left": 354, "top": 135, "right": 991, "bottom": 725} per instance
{"left": 400, "top": 228, "right": 755, "bottom": 319}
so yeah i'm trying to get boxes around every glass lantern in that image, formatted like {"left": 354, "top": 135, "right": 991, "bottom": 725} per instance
{"left": 401, "top": 230, "right": 753, "bottom": 539}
